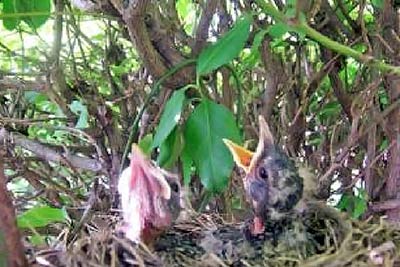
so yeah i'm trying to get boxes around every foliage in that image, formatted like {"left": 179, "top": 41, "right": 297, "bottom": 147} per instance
{"left": 2, "top": 0, "right": 51, "bottom": 30}
{"left": 17, "top": 205, "right": 68, "bottom": 229}
{"left": 336, "top": 189, "right": 369, "bottom": 219}
{"left": 183, "top": 99, "right": 241, "bottom": 193}
{"left": 152, "top": 88, "right": 187, "bottom": 149}
{"left": 0, "top": 0, "right": 399, "bottom": 248}
{"left": 196, "top": 15, "right": 252, "bottom": 75}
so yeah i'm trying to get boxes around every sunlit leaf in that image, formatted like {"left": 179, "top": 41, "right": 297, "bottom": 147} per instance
{"left": 183, "top": 99, "right": 241, "bottom": 193}
{"left": 176, "top": 0, "right": 191, "bottom": 19}
{"left": 17, "top": 206, "right": 68, "bottom": 229}
{"left": 352, "top": 43, "right": 367, "bottom": 53}
{"left": 176, "top": 0, "right": 196, "bottom": 34}
{"left": 379, "top": 138, "right": 389, "bottom": 152}
{"left": 69, "top": 100, "right": 89, "bottom": 129}
{"left": 24, "top": 91, "right": 48, "bottom": 104}
{"left": 336, "top": 193, "right": 351, "bottom": 211}
{"left": 337, "top": 191, "right": 368, "bottom": 219}
{"left": 353, "top": 196, "right": 367, "bottom": 219}
{"left": 152, "top": 88, "right": 187, "bottom": 148}
{"left": 21, "top": 0, "right": 51, "bottom": 29}
{"left": 30, "top": 234, "right": 46, "bottom": 245}
{"left": 197, "top": 15, "right": 252, "bottom": 75}
{"left": 3, "top": 0, "right": 20, "bottom": 30}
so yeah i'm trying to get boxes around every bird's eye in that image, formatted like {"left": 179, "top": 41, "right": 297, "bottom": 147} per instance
{"left": 170, "top": 182, "right": 180, "bottom": 193}
{"left": 258, "top": 167, "right": 268, "bottom": 179}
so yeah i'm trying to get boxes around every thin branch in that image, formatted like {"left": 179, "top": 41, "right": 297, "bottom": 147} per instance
{"left": 0, "top": 128, "right": 103, "bottom": 172}
{"left": 193, "top": 0, "right": 219, "bottom": 55}
{"left": 0, "top": 79, "right": 46, "bottom": 91}
{"left": 255, "top": 0, "right": 400, "bottom": 75}
{"left": 0, "top": 149, "right": 28, "bottom": 267}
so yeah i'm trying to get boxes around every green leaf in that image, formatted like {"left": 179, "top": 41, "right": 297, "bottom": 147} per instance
{"left": 20, "top": 0, "right": 51, "bottom": 29}
{"left": 378, "top": 89, "right": 389, "bottom": 106}
{"left": 285, "top": 7, "right": 296, "bottom": 18}
{"left": 318, "top": 101, "right": 341, "bottom": 121}
{"left": 352, "top": 43, "right": 367, "bottom": 53}
{"left": 242, "top": 29, "right": 268, "bottom": 69}
{"left": 152, "top": 88, "right": 187, "bottom": 148}
{"left": 30, "top": 234, "right": 46, "bottom": 245}
{"left": 336, "top": 193, "right": 351, "bottom": 211}
{"left": 197, "top": 15, "right": 252, "bottom": 75}
{"left": 379, "top": 138, "right": 389, "bottom": 152}
{"left": 268, "top": 23, "right": 290, "bottom": 39}
{"left": 183, "top": 99, "right": 241, "bottom": 193}
{"left": 17, "top": 206, "right": 68, "bottom": 229}
{"left": 371, "top": 0, "right": 384, "bottom": 9}
{"left": 31, "top": 0, "right": 51, "bottom": 28}
{"left": 69, "top": 100, "right": 89, "bottom": 129}
{"left": 176, "top": 0, "right": 196, "bottom": 34}
{"left": 24, "top": 91, "right": 48, "bottom": 104}
{"left": 176, "top": 0, "right": 194, "bottom": 22}
{"left": 250, "top": 29, "right": 267, "bottom": 52}
{"left": 308, "top": 134, "right": 322, "bottom": 146}
{"left": 138, "top": 134, "right": 153, "bottom": 156}
{"left": 157, "top": 127, "right": 183, "bottom": 169}
{"left": 352, "top": 196, "right": 367, "bottom": 219}
{"left": 3, "top": 0, "right": 20, "bottom": 30}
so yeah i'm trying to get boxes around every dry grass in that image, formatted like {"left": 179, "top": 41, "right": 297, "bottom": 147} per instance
{"left": 28, "top": 203, "right": 400, "bottom": 267}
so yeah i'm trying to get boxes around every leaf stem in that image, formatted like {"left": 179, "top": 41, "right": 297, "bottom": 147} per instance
{"left": 255, "top": 0, "right": 400, "bottom": 75}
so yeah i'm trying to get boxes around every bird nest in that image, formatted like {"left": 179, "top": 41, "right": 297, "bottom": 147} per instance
{"left": 29, "top": 203, "right": 400, "bottom": 267}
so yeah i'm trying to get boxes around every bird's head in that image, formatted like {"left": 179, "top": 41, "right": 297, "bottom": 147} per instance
{"left": 224, "top": 116, "right": 303, "bottom": 235}
{"left": 118, "top": 144, "right": 181, "bottom": 245}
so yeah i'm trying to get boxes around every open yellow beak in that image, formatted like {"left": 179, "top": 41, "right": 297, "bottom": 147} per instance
{"left": 223, "top": 139, "right": 254, "bottom": 173}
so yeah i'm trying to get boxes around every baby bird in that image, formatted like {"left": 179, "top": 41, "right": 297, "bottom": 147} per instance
{"left": 224, "top": 116, "right": 303, "bottom": 237}
{"left": 118, "top": 144, "right": 182, "bottom": 245}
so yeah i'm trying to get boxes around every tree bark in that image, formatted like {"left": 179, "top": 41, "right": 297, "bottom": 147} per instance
{"left": 0, "top": 149, "right": 28, "bottom": 267}
{"left": 381, "top": 0, "right": 400, "bottom": 221}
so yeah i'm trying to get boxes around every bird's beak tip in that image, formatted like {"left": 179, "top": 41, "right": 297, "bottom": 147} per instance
{"left": 131, "top": 143, "right": 143, "bottom": 154}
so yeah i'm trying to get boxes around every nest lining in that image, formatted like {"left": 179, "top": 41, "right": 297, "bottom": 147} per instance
{"left": 29, "top": 203, "right": 400, "bottom": 267}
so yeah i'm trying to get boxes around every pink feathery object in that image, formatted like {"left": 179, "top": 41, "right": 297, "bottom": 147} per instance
{"left": 118, "top": 144, "right": 181, "bottom": 245}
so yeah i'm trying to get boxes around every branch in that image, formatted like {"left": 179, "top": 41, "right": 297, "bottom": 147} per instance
{"left": 0, "top": 79, "right": 46, "bottom": 92}
{"left": 110, "top": 0, "right": 193, "bottom": 89}
{"left": 0, "top": 150, "right": 28, "bottom": 267}
{"left": 255, "top": 0, "right": 400, "bottom": 75}
{"left": 193, "top": 0, "right": 219, "bottom": 55}
{"left": 370, "top": 199, "right": 400, "bottom": 212}
{"left": 0, "top": 128, "right": 103, "bottom": 172}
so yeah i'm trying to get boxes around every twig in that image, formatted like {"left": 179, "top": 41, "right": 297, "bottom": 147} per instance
{"left": 255, "top": 0, "right": 400, "bottom": 75}
{"left": 0, "top": 128, "right": 102, "bottom": 172}
{"left": 0, "top": 149, "right": 28, "bottom": 267}
{"left": 370, "top": 199, "right": 400, "bottom": 212}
